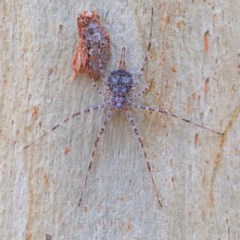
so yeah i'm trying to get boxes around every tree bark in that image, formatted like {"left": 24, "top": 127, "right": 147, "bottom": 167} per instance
{"left": 1, "top": 1, "right": 240, "bottom": 239}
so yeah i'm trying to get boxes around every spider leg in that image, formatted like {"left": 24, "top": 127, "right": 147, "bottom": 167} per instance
{"left": 98, "top": 58, "right": 111, "bottom": 97}
{"left": 135, "top": 8, "right": 153, "bottom": 84}
{"left": 124, "top": 110, "right": 163, "bottom": 208}
{"left": 132, "top": 103, "right": 223, "bottom": 135}
{"left": 117, "top": 47, "right": 126, "bottom": 70}
{"left": 78, "top": 110, "right": 113, "bottom": 207}
{"left": 99, "top": 67, "right": 108, "bottom": 85}
{"left": 23, "top": 103, "right": 106, "bottom": 150}
{"left": 91, "top": 80, "right": 107, "bottom": 96}
{"left": 132, "top": 78, "right": 153, "bottom": 98}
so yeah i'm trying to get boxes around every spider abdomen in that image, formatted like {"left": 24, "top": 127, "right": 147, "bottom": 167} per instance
{"left": 111, "top": 95, "right": 128, "bottom": 109}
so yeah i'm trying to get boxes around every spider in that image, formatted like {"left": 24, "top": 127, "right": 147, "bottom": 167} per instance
{"left": 71, "top": 10, "right": 111, "bottom": 81}
{"left": 24, "top": 8, "right": 222, "bottom": 208}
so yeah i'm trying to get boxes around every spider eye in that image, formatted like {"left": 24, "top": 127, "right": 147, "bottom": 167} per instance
{"left": 122, "top": 75, "right": 133, "bottom": 88}
{"left": 122, "top": 78, "right": 129, "bottom": 83}
{"left": 111, "top": 77, "right": 118, "bottom": 84}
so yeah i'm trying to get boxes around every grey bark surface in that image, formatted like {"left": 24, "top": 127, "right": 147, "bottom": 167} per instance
{"left": 1, "top": 1, "right": 240, "bottom": 239}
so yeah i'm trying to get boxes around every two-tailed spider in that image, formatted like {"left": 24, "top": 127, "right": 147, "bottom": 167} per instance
{"left": 24, "top": 9, "right": 222, "bottom": 208}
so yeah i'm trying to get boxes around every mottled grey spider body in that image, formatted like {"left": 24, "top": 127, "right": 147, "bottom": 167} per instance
{"left": 108, "top": 69, "right": 133, "bottom": 110}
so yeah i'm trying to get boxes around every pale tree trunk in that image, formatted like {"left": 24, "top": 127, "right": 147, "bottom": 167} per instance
{"left": 1, "top": 1, "right": 240, "bottom": 239}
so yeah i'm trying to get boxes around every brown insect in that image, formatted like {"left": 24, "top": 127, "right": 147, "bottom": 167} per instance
{"left": 71, "top": 11, "right": 111, "bottom": 81}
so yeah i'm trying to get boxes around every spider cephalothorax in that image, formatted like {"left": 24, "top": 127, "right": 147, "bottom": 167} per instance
{"left": 108, "top": 69, "right": 133, "bottom": 95}
{"left": 108, "top": 69, "right": 133, "bottom": 109}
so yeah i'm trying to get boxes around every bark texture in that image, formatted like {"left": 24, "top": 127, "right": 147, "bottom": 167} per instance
{"left": 1, "top": 1, "right": 240, "bottom": 239}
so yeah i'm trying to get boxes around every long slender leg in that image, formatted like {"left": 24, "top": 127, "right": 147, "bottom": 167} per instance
{"left": 92, "top": 66, "right": 110, "bottom": 95}
{"left": 97, "top": 53, "right": 109, "bottom": 86}
{"left": 78, "top": 110, "right": 113, "bottom": 207}
{"left": 91, "top": 80, "right": 106, "bottom": 96}
{"left": 117, "top": 47, "right": 126, "bottom": 70}
{"left": 132, "top": 79, "right": 153, "bottom": 98}
{"left": 91, "top": 68, "right": 111, "bottom": 97}
{"left": 23, "top": 104, "right": 106, "bottom": 149}
{"left": 130, "top": 8, "right": 154, "bottom": 96}
{"left": 124, "top": 110, "right": 163, "bottom": 208}
{"left": 136, "top": 8, "right": 154, "bottom": 83}
{"left": 132, "top": 103, "right": 223, "bottom": 135}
